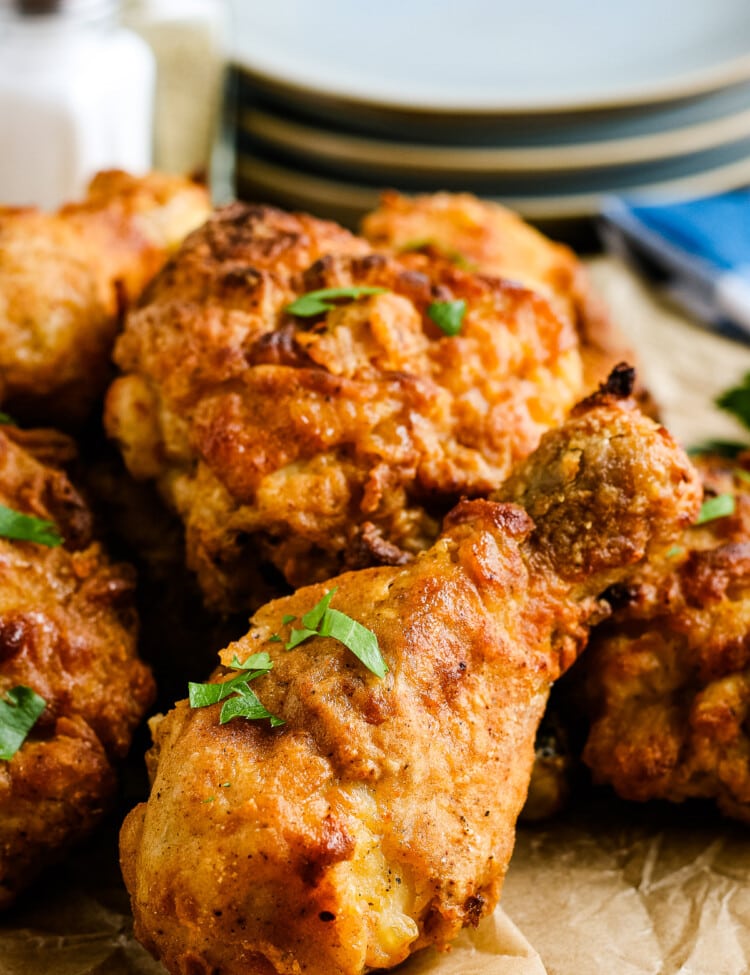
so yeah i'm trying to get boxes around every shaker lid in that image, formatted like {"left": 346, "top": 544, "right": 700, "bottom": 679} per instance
{"left": 10, "top": 0, "right": 118, "bottom": 15}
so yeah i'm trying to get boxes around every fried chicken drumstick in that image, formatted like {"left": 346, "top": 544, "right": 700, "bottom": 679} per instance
{"left": 106, "top": 202, "right": 582, "bottom": 611}
{"left": 120, "top": 374, "right": 699, "bottom": 975}
{"left": 0, "top": 170, "right": 209, "bottom": 424}
{"left": 582, "top": 449, "right": 750, "bottom": 822}
{"left": 0, "top": 426, "right": 154, "bottom": 908}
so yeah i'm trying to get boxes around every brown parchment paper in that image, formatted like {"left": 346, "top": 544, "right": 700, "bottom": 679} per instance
{"left": 3, "top": 256, "right": 750, "bottom": 975}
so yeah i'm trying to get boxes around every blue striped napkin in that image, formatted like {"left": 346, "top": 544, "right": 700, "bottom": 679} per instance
{"left": 600, "top": 190, "right": 750, "bottom": 343}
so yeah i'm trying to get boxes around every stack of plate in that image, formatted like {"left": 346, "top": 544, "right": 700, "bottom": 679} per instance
{"left": 230, "top": 0, "right": 750, "bottom": 228}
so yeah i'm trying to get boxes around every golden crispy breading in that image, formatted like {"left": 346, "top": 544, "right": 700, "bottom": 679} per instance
{"left": 0, "top": 170, "right": 210, "bottom": 424}
{"left": 120, "top": 382, "right": 699, "bottom": 975}
{"left": 106, "top": 203, "right": 583, "bottom": 611}
{"left": 582, "top": 450, "right": 750, "bottom": 821}
{"left": 362, "top": 191, "right": 643, "bottom": 398}
{"left": 0, "top": 427, "right": 154, "bottom": 909}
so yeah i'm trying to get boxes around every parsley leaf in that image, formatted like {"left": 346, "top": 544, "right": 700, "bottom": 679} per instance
{"left": 301, "top": 589, "right": 336, "bottom": 630}
{"left": 286, "top": 588, "right": 388, "bottom": 678}
{"left": 0, "top": 504, "right": 62, "bottom": 547}
{"left": 189, "top": 652, "right": 283, "bottom": 727}
{"left": 427, "top": 299, "right": 466, "bottom": 336}
{"left": 0, "top": 685, "right": 46, "bottom": 761}
{"left": 716, "top": 373, "right": 750, "bottom": 431}
{"left": 696, "top": 493, "right": 736, "bottom": 525}
{"left": 282, "top": 614, "right": 296, "bottom": 625}
{"left": 286, "top": 287, "right": 387, "bottom": 318}
{"left": 0, "top": 412, "right": 15, "bottom": 425}
{"left": 319, "top": 608, "right": 387, "bottom": 679}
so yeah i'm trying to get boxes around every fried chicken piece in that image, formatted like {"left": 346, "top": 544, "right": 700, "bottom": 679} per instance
{"left": 120, "top": 377, "right": 699, "bottom": 975}
{"left": 362, "top": 191, "right": 646, "bottom": 402}
{"left": 0, "top": 170, "right": 210, "bottom": 424}
{"left": 0, "top": 426, "right": 155, "bottom": 909}
{"left": 106, "top": 202, "right": 583, "bottom": 611}
{"left": 582, "top": 449, "right": 750, "bottom": 821}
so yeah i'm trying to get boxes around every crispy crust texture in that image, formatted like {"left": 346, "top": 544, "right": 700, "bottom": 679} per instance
{"left": 0, "top": 170, "right": 210, "bottom": 424}
{"left": 106, "top": 202, "right": 583, "bottom": 611}
{"left": 582, "top": 450, "right": 750, "bottom": 821}
{"left": 0, "top": 427, "right": 154, "bottom": 908}
{"left": 120, "top": 386, "right": 699, "bottom": 975}
{"left": 362, "top": 191, "right": 648, "bottom": 403}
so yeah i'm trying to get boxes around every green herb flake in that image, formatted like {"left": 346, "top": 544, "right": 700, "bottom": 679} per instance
{"left": 286, "top": 287, "right": 387, "bottom": 318}
{"left": 220, "top": 782, "right": 231, "bottom": 788}
{"left": 188, "top": 652, "right": 283, "bottom": 728}
{"left": 0, "top": 504, "right": 62, "bottom": 547}
{"left": 282, "top": 614, "right": 296, "bottom": 625}
{"left": 696, "top": 493, "right": 736, "bottom": 525}
{"left": 301, "top": 588, "right": 336, "bottom": 630}
{"left": 0, "top": 685, "right": 46, "bottom": 761}
{"left": 285, "top": 626, "right": 319, "bottom": 651}
{"left": 736, "top": 468, "right": 750, "bottom": 485}
{"left": 202, "top": 796, "right": 215, "bottom": 804}
{"left": 716, "top": 373, "right": 750, "bottom": 431}
{"left": 427, "top": 299, "right": 466, "bottom": 337}
{"left": 0, "top": 412, "right": 15, "bottom": 425}
{"left": 268, "top": 634, "right": 282, "bottom": 643}
{"left": 666, "top": 545, "right": 684, "bottom": 559}
{"left": 286, "top": 589, "right": 387, "bottom": 679}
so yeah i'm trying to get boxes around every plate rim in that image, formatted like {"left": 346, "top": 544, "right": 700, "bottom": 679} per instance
{"left": 235, "top": 151, "right": 750, "bottom": 221}
{"left": 232, "top": 48, "right": 750, "bottom": 116}
{"left": 239, "top": 102, "right": 750, "bottom": 174}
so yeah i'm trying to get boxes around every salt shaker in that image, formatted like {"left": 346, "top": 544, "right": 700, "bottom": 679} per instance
{"left": 0, "top": 0, "right": 155, "bottom": 210}
{"left": 123, "top": 0, "right": 226, "bottom": 179}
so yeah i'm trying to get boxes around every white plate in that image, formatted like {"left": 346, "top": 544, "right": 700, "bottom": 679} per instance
{"left": 239, "top": 92, "right": 750, "bottom": 174}
{"left": 231, "top": 0, "right": 750, "bottom": 114}
{"left": 235, "top": 151, "right": 750, "bottom": 223}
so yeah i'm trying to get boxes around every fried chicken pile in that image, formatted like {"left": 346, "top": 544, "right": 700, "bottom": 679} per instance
{"left": 106, "top": 202, "right": 583, "bottom": 611}
{"left": 582, "top": 449, "right": 750, "bottom": 822}
{"left": 120, "top": 379, "right": 699, "bottom": 975}
{"left": 0, "top": 425, "right": 154, "bottom": 908}
{"left": 0, "top": 170, "right": 210, "bottom": 424}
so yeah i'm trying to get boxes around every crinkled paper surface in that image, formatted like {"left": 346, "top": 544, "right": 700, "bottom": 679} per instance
{"left": 2, "top": 257, "right": 750, "bottom": 975}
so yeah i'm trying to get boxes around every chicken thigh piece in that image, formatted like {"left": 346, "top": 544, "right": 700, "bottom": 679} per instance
{"left": 362, "top": 191, "right": 645, "bottom": 400}
{"left": 106, "top": 202, "right": 582, "bottom": 611}
{"left": 0, "top": 425, "right": 155, "bottom": 908}
{"left": 120, "top": 372, "right": 699, "bottom": 975}
{"left": 582, "top": 448, "right": 750, "bottom": 822}
{"left": 0, "top": 170, "right": 210, "bottom": 424}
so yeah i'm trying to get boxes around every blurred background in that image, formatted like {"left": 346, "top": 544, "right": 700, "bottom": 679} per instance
{"left": 2, "top": 0, "right": 750, "bottom": 288}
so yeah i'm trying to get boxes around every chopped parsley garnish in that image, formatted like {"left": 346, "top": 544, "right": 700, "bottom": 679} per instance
{"left": 427, "top": 299, "right": 466, "bottom": 336}
{"left": 0, "top": 412, "right": 15, "bottom": 425}
{"left": 282, "top": 614, "right": 296, "bottom": 625}
{"left": 716, "top": 373, "right": 750, "bottom": 430}
{"left": 696, "top": 493, "right": 735, "bottom": 525}
{"left": 286, "top": 286, "right": 387, "bottom": 318}
{"left": 0, "top": 685, "right": 46, "bottom": 761}
{"left": 285, "top": 588, "right": 388, "bottom": 679}
{"left": 666, "top": 545, "right": 684, "bottom": 559}
{"left": 188, "top": 651, "right": 284, "bottom": 728}
{"left": 0, "top": 504, "right": 62, "bottom": 547}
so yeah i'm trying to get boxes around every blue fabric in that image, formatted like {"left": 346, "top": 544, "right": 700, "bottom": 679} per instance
{"left": 626, "top": 191, "right": 750, "bottom": 273}
{"left": 600, "top": 189, "right": 750, "bottom": 341}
